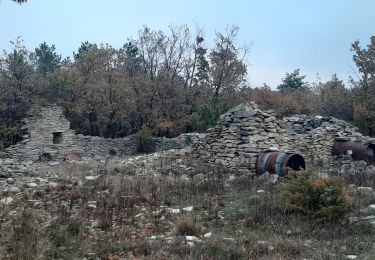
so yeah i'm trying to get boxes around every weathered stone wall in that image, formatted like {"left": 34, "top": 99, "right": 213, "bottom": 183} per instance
{"left": 282, "top": 115, "right": 363, "bottom": 165}
{"left": 5, "top": 105, "right": 204, "bottom": 164}
{"left": 4, "top": 103, "right": 374, "bottom": 177}
{"left": 5, "top": 105, "right": 77, "bottom": 162}
{"left": 193, "top": 103, "right": 375, "bottom": 175}
{"left": 193, "top": 103, "right": 301, "bottom": 173}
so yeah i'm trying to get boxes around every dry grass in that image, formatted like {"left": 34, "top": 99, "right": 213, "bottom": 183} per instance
{"left": 1, "top": 157, "right": 375, "bottom": 259}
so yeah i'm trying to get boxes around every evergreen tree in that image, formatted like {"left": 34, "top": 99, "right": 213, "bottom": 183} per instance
{"left": 277, "top": 69, "right": 307, "bottom": 91}
{"left": 34, "top": 42, "right": 62, "bottom": 76}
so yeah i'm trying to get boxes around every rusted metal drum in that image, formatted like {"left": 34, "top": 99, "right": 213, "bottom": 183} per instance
{"left": 332, "top": 139, "right": 375, "bottom": 164}
{"left": 257, "top": 151, "right": 306, "bottom": 176}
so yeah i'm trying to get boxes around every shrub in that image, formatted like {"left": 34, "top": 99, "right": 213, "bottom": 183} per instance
{"left": 9, "top": 210, "right": 39, "bottom": 259}
{"left": 184, "top": 135, "right": 193, "bottom": 146}
{"left": 190, "top": 97, "right": 229, "bottom": 132}
{"left": 176, "top": 217, "right": 200, "bottom": 236}
{"left": 280, "top": 170, "right": 352, "bottom": 221}
{"left": 134, "top": 128, "right": 155, "bottom": 154}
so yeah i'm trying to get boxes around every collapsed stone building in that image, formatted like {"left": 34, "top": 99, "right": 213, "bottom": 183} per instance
{"left": 192, "top": 102, "right": 375, "bottom": 176}
{"left": 1, "top": 103, "right": 375, "bottom": 177}
{"left": 3, "top": 105, "right": 201, "bottom": 164}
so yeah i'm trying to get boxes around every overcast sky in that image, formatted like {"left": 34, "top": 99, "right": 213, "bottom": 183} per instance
{"left": 1, "top": 0, "right": 374, "bottom": 87}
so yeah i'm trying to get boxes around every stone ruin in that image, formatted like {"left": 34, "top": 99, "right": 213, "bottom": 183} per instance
{"left": 192, "top": 102, "right": 375, "bottom": 176}
{"left": 1, "top": 103, "right": 375, "bottom": 177}
{"left": 2, "top": 104, "right": 202, "bottom": 165}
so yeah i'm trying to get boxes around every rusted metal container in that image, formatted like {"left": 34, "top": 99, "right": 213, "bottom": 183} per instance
{"left": 64, "top": 153, "right": 81, "bottom": 162}
{"left": 256, "top": 151, "right": 306, "bottom": 176}
{"left": 332, "top": 139, "right": 375, "bottom": 164}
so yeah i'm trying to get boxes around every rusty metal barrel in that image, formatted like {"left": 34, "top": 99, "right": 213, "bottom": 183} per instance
{"left": 256, "top": 151, "right": 306, "bottom": 176}
{"left": 332, "top": 139, "right": 375, "bottom": 164}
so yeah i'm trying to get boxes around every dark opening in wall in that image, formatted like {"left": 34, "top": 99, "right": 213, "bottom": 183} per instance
{"left": 53, "top": 132, "right": 62, "bottom": 144}
{"left": 40, "top": 153, "right": 52, "bottom": 161}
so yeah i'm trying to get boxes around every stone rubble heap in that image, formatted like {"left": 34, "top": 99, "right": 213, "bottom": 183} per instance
{"left": 193, "top": 103, "right": 375, "bottom": 175}
{"left": 282, "top": 115, "right": 358, "bottom": 135}
{"left": 193, "top": 103, "right": 297, "bottom": 174}
{"left": 1, "top": 103, "right": 375, "bottom": 177}
{"left": 2, "top": 104, "right": 205, "bottom": 170}
{"left": 288, "top": 115, "right": 364, "bottom": 167}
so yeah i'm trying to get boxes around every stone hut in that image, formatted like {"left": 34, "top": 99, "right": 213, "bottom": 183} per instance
{"left": 5, "top": 105, "right": 203, "bottom": 164}
{"left": 6, "top": 105, "right": 76, "bottom": 162}
{"left": 193, "top": 102, "right": 375, "bottom": 175}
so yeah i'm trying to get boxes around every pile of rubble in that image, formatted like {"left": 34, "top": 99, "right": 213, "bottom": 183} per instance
{"left": 1, "top": 102, "right": 375, "bottom": 178}
{"left": 193, "top": 103, "right": 375, "bottom": 175}
{"left": 3, "top": 104, "right": 205, "bottom": 166}
{"left": 193, "top": 103, "right": 302, "bottom": 173}
{"left": 282, "top": 115, "right": 358, "bottom": 135}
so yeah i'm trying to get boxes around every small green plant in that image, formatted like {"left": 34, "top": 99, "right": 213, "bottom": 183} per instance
{"left": 184, "top": 135, "right": 193, "bottom": 146}
{"left": 134, "top": 128, "right": 155, "bottom": 154}
{"left": 190, "top": 97, "right": 229, "bottom": 132}
{"left": 280, "top": 170, "right": 352, "bottom": 221}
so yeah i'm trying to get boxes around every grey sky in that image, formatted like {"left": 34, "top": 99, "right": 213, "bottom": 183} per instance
{"left": 1, "top": 0, "right": 374, "bottom": 87}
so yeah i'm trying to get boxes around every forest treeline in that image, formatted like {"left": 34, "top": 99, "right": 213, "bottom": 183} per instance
{"left": 0, "top": 25, "right": 374, "bottom": 150}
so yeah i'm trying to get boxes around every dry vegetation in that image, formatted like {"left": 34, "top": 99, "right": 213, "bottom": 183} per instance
{"left": 1, "top": 157, "right": 375, "bottom": 259}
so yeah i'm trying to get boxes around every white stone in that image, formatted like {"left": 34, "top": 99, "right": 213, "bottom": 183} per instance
{"left": 169, "top": 208, "right": 180, "bottom": 214}
{"left": 87, "top": 204, "right": 96, "bottom": 209}
{"left": 204, "top": 232, "right": 212, "bottom": 238}
{"left": 346, "top": 255, "right": 357, "bottom": 259}
{"left": 85, "top": 175, "right": 101, "bottom": 181}
{"left": 269, "top": 174, "right": 278, "bottom": 184}
{"left": 3, "top": 159, "right": 14, "bottom": 165}
{"left": 1, "top": 197, "right": 13, "bottom": 205}
{"left": 8, "top": 187, "right": 20, "bottom": 194}
{"left": 185, "top": 236, "right": 201, "bottom": 242}
{"left": 48, "top": 161, "right": 60, "bottom": 166}
{"left": 183, "top": 206, "right": 193, "bottom": 212}
{"left": 361, "top": 215, "right": 375, "bottom": 221}
{"left": 26, "top": 182, "right": 38, "bottom": 188}
{"left": 360, "top": 204, "right": 375, "bottom": 215}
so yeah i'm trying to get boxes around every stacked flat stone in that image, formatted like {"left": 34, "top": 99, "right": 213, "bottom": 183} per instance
{"left": 4, "top": 105, "right": 205, "bottom": 166}
{"left": 3, "top": 103, "right": 375, "bottom": 177}
{"left": 6, "top": 105, "right": 77, "bottom": 163}
{"left": 194, "top": 103, "right": 302, "bottom": 174}
{"left": 193, "top": 103, "right": 375, "bottom": 176}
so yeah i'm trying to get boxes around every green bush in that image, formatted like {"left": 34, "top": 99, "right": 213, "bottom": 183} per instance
{"left": 184, "top": 135, "right": 193, "bottom": 145}
{"left": 190, "top": 97, "right": 229, "bottom": 132}
{"left": 134, "top": 128, "right": 155, "bottom": 154}
{"left": 280, "top": 170, "right": 352, "bottom": 221}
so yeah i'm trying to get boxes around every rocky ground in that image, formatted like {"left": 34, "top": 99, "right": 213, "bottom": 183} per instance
{"left": 1, "top": 150, "right": 375, "bottom": 259}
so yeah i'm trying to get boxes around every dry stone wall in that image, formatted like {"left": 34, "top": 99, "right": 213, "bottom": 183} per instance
{"left": 193, "top": 102, "right": 375, "bottom": 175}
{"left": 3, "top": 103, "right": 375, "bottom": 177}
{"left": 4, "top": 105, "right": 204, "bottom": 164}
{"left": 5, "top": 105, "right": 77, "bottom": 162}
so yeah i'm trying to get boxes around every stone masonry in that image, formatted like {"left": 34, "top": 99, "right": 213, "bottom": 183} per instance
{"left": 4, "top": 104, "right": 203, "bottom": 164}
{"left": 2, "top": 103, "right": 375, "bottom": 177}
{"left": 193, "top": 102, "right": 375, "bottom": 175}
